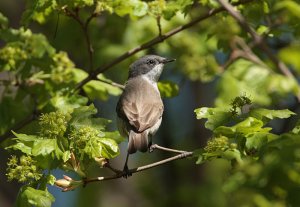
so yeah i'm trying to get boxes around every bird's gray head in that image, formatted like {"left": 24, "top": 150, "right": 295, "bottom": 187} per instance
{"left": 128, "top": 55, "right": 175, "bottom": 82}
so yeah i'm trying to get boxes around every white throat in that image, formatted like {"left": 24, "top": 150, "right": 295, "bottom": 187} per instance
{"left": 144, "top": 64, "right": 164, "bottom": 83}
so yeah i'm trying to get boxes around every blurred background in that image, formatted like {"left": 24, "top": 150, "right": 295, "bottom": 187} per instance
{"left": 1, "top": 0, "right": 300, "bottom": 207}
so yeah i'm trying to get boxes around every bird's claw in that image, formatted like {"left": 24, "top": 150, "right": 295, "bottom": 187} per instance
{"left": 122, "top": 165, "right": 132, "bottom": 178}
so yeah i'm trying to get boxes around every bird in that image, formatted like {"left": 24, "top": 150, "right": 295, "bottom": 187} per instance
{"left": 116, "top": 54, "right": 175, "bottom": 175}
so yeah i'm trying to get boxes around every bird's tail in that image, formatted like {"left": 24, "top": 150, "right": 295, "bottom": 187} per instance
{"left": 128, "top": 130, "right": 149, "bottom": 154}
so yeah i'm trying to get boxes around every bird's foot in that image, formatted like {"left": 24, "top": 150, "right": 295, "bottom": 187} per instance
{"left": 149, "top": 144, "right": 157, "bottom": 153}
{"left": 122, "top": 165, "right": 132, "bottom": 178}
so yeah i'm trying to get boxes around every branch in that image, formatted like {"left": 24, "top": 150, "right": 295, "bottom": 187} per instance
{"left": 74, "top": 0, "right": 254, "bottom": 91}
{"left": 217, "top": 0, "right": 300, "bottom": 101}
{"left": 97, "top": 78, "right": 125, "bottom": 90}
{"left": 0, "top": 112, "right": 35, "bottom": 140}
{"left": 55, "top": 145, "right": 194, "bottom": 191}
{"left": 63, "top": 7, "right": 96, "bottom": 71}
{"left": 84, "top": 150, "right": 193, "bottom": 184}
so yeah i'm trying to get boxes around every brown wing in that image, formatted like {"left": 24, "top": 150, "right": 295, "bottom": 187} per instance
{"left": 118, "top": 78, "right": 163, "bottom": 132}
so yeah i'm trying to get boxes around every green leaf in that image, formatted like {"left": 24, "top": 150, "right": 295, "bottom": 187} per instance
{"left": 292, "top": 120, "right": 300, "bottom": 134}
{"left": 279, "top": 44, "right": 300, "bottom": 73}
{"left": 249, "top": 108, "right": 295, "bottom": 123}
{"left": 46, "top": 174, "right": 56, "bottom": 185}
{"left": 194, "top": 107, "right": 232, "bottom": 130}
{"left": 158, "top": 80, "right": 179, "bottom": 98}
{"left": 214, "top": 117, "right": 271, "bottom": 137}
{"left": 83, "top": 80, "right": 122, "bottom": 101}
{"left": 245, "top": 132, "right": 278, "bottom": 153}
{"left": 69, "top": 104, "right": 111, "bottom": 131}
{"left": 32, "top": 139, "right": 57, "bottom": 157}
{"left": 216, "top": 59, "right": 300, "bottom": 106}
{"left": 16, "top": 186, "right": 55, "bottom": 207}
{"left": 5, "top": 132, "right": 37, "bottom": 155}
{"left": 99, "top": 138, "right": 120, "bottom": 158}
{"left": 0, "top": 12, "right": 8, "bottom": 29}
{"left": 132, "top": 1, "right": 148, "bottom": 17}
{"left": 103, "top": 131, "right": 125, "bottom": 144}
{"left": 48, "top": 94, "right": 88, "bottom": 112}
{"left": 162, "top": 0, "right": 194, "bottom": 20}
{"left": 275, "top": 1, "right": 300, "bottom": 19}
{"left": 63, "top": 150, "right": 71, "bottom": 162}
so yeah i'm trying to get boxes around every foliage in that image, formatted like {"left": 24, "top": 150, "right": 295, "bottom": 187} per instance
{"left": 194, "top": 96, "right": 300, "bottom": 206}
{"left": 1, "top": 0, "right": 300, "bottom": 206}
{"left": 4, "top": 104, "right": 121, "bottom": 206}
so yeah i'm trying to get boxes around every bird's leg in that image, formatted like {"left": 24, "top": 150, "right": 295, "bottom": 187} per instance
{"left": 122, "top": 152, "right": 132, "bottom": 178}
{"left": 104, "top": 162, "right": 122, "bottom": 175}
{"left": 149, "top": 144, "right": 188, "bottom": 154}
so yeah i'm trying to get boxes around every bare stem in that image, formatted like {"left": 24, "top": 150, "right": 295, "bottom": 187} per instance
{"left": 97, "top": 78, "right": 125, "bottom": 90}
{"left": 64, "top": 8, "right": 95, "bottom": 71}
{"left": 156, "top": 16, "right": 162, "bottom": 37}
{"left": 84, "top": 150, "right": 194, "bottom": 185}
{"left": 150, "top": 144, "right": 188, "bottom": 154}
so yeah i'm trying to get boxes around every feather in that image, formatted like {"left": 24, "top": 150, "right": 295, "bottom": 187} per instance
{"left": 117, "top": 77, "right": 164, "bottom": 152}
{"left": 128, "top": 130, "right": 148, "bottom": 154}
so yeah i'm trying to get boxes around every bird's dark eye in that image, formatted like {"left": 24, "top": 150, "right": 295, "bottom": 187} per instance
{"left": 147, "top": 59, "right": 155, "bottom": 65}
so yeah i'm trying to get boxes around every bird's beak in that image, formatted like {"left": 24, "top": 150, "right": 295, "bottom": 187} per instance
{"left": 161, "top": 58, "right": 176, "bottom": 64}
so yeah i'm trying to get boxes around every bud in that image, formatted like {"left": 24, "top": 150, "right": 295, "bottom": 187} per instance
{"left": 54, "top": 175, "right": 83, "bottom": 192}
{"left": 94, "top": 157, "right": 108, "bottom": 168}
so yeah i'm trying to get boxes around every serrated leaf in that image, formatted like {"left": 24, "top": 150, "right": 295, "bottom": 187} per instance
{"left": 249, "top": 108, "right": 295, "bottom": 123}
{"left": 103, "top": 131, "right": 125, "bottom": 144}
{"left": 63, "top": 150, "right": 71, "bottom": 162}
{"left": 83, "top": 80, "right": 122, "bottom": 101}
{"left": 70, "top": 104, "right": 111, "bottom": 131}
{"left": 99, "top": 138, "right": 120, "bottom": 158}
{"left": 16, "top": 186, "right": 55, "bottom": 207}
{"left": 132, "top": 1, "right": 148, "bottom": 17}
{"left": 48, "top": 94, "right": 88, "bottom": 112}
{"left": 245, "top": 132, "right": 278, "bottom": 152}
{"left": 216, "top": 59, "right": 300, "bottom": 106}
{"left": 32, "top": 139, "right": 57, "bottom": 156}
{"left": 5, "top": 132, "right": 37, "bottom": 155}
{"left": 158, "top": 80, "right": 179, "bottom": 98}
{"left": 214, "top": 117, "right": 270, "bottom": 137}
{"left": 194, "top": 107, "right": 232, "bottom": 130}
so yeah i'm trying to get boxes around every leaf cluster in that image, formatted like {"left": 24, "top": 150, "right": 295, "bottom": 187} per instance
{"left": 194, "top": 95, "right": 300, "bottom": 206}
{"left": 5, "top": 104, "right": 123, "bottom": 207}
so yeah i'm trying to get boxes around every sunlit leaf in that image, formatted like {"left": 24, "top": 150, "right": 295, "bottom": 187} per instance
{"left": 194, "top": 107, "right": 232, "bottom": 130}
{"left": 158, "top": 80, "right": 179, "bottom": 98}
{"left": 16, "top": 186, "right": 55, "bottom": 207}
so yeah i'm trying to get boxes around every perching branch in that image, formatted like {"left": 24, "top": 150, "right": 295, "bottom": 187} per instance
{"left": 217, "top": 0, "right": 300, "bottom": 101}
{"left": 74, "top": 0, "right": 254, "bottom": 91}
{"left": 55, "top": 145, "right": 194, "bottom": 191}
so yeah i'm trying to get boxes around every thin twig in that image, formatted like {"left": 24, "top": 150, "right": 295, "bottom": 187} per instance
{"left": 63, "top": 8, "right": 95, "bottom": 71}
{"left": 217, "top": 0, "right": 300, "bottom": 101}
{"left": 0, "top": 113, "right": 35, "bottom": 140}
{"left": 156, "top": 16, "right": 162, "bottom": 37}
{"left": 74, "top": 0, "right": 254, "bottom": 91}
{"left": 150, "top": 144, "right": 188, "bottom": 154}
{"left": 84, "top": 150, "right": 193, "bottom": 184}
{"left": 97, "top": 78, "right": 125, "bottom": 90}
